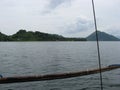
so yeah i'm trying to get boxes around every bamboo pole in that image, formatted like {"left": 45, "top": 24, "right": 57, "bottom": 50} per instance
{"left": 0, "top": 65, "right": 120, "bottom": 84}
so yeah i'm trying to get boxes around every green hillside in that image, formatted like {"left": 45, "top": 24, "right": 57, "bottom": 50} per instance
{"left": 0, "top": 30, "right": 86, "bottom": 41}
{"left": 0, "top": 32, "right": 10, "bottom": 41}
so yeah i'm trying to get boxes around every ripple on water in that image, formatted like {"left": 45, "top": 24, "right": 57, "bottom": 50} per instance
{"left": 0, "top": 42, "right": 120, "bottom": 90}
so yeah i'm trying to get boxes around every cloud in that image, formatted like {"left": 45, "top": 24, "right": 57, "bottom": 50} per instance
{"left": 66, "top": 18, "right": 93, "bottom": 34}
{"left": 105, "top": 24, "right": 120, "bottom": 36}
{"left": 0, "top": 0, "right": 94, "bottom": 37}
{"left": 55, "top": 17, "right": 94, "bottom": 37}
{"left": 48, "top": 0, "right": 66, "bottom": 9}
{"left": 42, "top": 0, "right": 71, "bottom": 14}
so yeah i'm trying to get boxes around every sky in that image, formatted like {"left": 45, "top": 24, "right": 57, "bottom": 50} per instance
{"left": 0, "top": 0, "right": 120, "bottom": 37}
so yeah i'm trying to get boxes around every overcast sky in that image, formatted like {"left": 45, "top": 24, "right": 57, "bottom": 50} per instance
{"left": 0, "top": 0, "right": 120, "bottom": 37}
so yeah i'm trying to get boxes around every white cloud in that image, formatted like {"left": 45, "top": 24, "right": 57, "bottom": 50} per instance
{"left": 47, "top": 0, "right": 70, "bottom": 9}
{"left": 58, "top": 17, "right": 94, "bottom": 37}
{"left": 105, "top": 24, "right": 120, "bottom": 36}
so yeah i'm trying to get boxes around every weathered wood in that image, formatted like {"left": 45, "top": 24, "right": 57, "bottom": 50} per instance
{"left": 0, "top": 65, "right": 120, "bottom": 84}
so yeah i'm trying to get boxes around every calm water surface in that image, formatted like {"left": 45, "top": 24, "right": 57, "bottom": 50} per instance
{"left": 0, "top": 42, "right": 120, "bottom": 90}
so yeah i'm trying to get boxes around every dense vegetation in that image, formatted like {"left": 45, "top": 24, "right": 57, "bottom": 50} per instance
{"left": 0, "top": 32, "right": 11, "bottom": 41}
{"left": 1, "top": 30, "right": 119, "bottom": 41}
{"left": 0, "top": 30, "right": 86, "bottom": 41}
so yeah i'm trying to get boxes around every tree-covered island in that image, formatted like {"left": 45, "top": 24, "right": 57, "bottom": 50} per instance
{"left": 0, "top": 30, "right": 86, "bottom": 41}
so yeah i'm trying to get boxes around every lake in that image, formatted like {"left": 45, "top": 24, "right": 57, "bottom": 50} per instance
{"left": 0, "top": 42, "right": 120, "bottom": 90}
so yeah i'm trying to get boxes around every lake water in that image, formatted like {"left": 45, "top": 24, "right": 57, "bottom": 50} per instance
{"left": 0, "top": 42, "right": 120, "bottom": 90}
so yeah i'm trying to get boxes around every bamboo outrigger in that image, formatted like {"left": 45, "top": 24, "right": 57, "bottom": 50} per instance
{"left": 0, "top": 64, "right": 120, "bottom": 84}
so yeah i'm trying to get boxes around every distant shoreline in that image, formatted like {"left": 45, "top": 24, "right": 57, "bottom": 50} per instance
{"left": 0, "top": 30, "right": 120, "bottom": 41}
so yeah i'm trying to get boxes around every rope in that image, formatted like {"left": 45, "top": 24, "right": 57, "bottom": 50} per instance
{"left": 91, "top": 0, "right": 103, "bottom": 90}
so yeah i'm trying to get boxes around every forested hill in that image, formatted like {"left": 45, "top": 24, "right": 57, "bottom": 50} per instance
{"left": 0, "top": 30, "right": 86, "bottom": 41}
{"left": 87, "top": 31, "right": 120, "bottom": 41}
{"left": 1, "top": 30, "right": 119, "bottom": 41}
{"left": 0, "top": 32, "right": 10, "bottom": 41}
